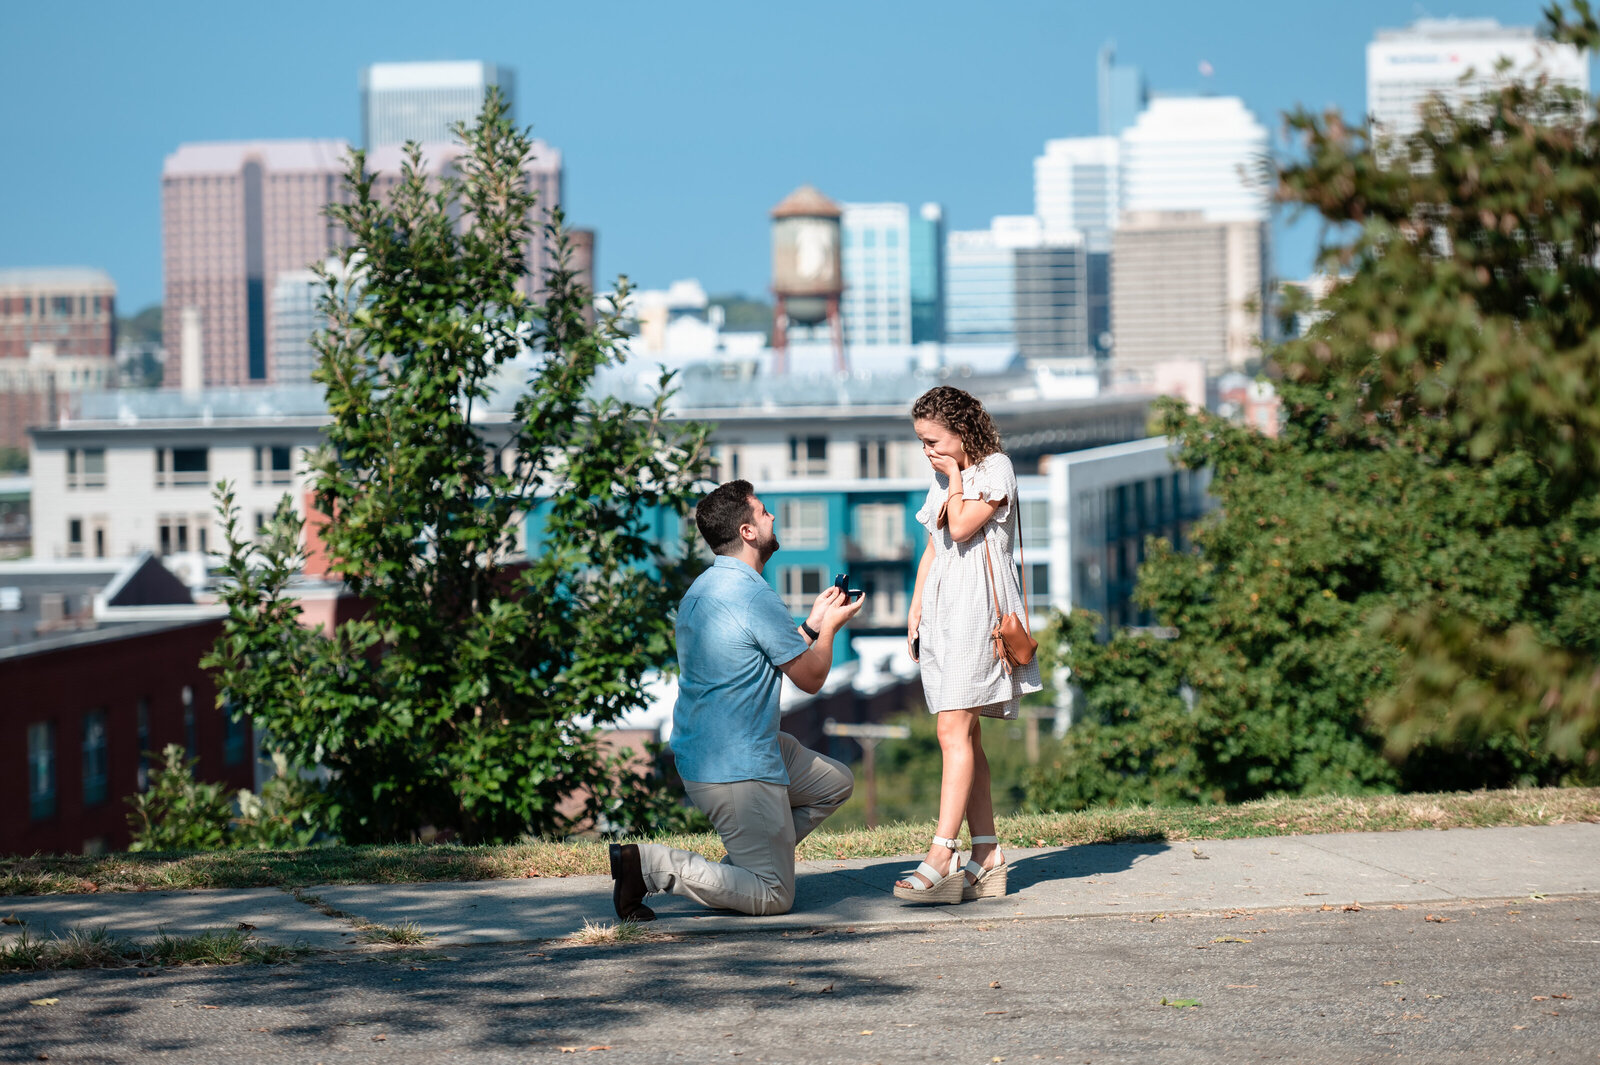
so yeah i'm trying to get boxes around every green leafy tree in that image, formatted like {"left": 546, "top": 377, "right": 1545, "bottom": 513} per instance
{"left": 126, "top": 745, "right": 233, "bottom": 851}
{"left": 1027, "top": 5, "right": 1600, "bottom": 810}
{"left": 205, "top": 91, "right": 711, "bottom": 844}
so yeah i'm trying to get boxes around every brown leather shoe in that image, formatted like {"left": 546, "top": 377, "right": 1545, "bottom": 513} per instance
{"left": 609, "top": 843, "right": 656, "bottom": 922}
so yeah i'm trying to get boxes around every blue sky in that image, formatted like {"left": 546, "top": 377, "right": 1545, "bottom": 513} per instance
{"left": 0, "top": 0, "right": 1578, "bottom": 312}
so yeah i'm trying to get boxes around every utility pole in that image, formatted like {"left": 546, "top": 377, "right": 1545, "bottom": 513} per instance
{"left": 822, "top": 719, "right": 911, "bottom": 828}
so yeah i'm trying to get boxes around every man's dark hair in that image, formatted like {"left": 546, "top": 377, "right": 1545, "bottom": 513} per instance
{"left": 695, "top": 479, "right": 756, "bottom": 555}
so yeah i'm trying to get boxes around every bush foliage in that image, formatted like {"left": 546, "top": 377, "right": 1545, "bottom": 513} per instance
{"left": 1027, "top": 5, "right": 1600, "bottom": 811}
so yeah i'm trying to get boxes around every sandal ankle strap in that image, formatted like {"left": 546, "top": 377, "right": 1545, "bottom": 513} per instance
{"left": 932, "top": 834, "right": 960, "bottom": 850}
{"left": 969, "top": 835, "right": 999, "bottom": 845}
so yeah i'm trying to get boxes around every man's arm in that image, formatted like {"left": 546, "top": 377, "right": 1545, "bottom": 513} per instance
{"left": 779, "top": 591, "right": 866, "bottom": 695}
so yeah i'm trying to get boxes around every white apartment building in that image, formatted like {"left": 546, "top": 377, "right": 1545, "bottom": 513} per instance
{"left": 29, "top": 376, "right": 1155, "bottom": 565}
{"left": 1119, "top": 96, "right": 1272, "bottom": 223}
{"left": 840, "top": 203, "right": 913, "bottom": 346}
{"left": 361, "top": 61, "right": 515, "bottom": 148}
{"left": 1368, "top": 19, "right": 1589, "bottom": 144}
{"left": 1034, "top": 136, "right": 1120, "bottom": 251}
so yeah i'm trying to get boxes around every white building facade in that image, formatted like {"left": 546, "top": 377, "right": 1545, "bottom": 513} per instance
{"left": 1368, "top": 19, "right": 1589, "bottom": 143}
{"left": 840, "top": 203, "right": 912, "bottom": 347}
{"left": 1034, "top": 136, "right": 1120, "bottom": 251}
{"left": 361, "top": 61, "right": 515, "bottom": 148}
{"left": 1119, "top": 96, "right": 1272, "bottom": 224}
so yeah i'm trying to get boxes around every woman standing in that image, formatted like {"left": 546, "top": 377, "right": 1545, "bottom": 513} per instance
{"left": 895, "top": 386, "right": 1042, "bottom": 903}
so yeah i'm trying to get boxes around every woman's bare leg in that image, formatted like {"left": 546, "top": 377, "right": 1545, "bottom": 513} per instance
{"left": 964, "top": 715, "right": 1003, "bottom": 876}
{"left": 896, "top": 707, "right": 979, "bottom": 889}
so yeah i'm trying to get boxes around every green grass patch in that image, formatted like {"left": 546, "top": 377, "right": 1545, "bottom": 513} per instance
{"left": 0, "top": 926, "right": 311, "bottom": 971}
{"left": 1, "top": 785, "right": 1594, "bottom": 896}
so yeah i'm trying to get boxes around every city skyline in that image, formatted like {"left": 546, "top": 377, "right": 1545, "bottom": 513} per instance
{"left": 2, "top": 0, "right": 1583, "bottom": 313}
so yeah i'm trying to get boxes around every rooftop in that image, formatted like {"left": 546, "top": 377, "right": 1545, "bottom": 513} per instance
{"left": 0, "top": 553, "right": 222, "bottom": 660}
{"left": 1374, "top": 18, "right": 1534, "bottom": 43}
{"left": 163, "top": 140, "right": 352, "bottom": 176}
{"left": 363, "top": 60, "right": 504, "bottom": 91}
{"left": 0, "top": 267, "right": 116, "bottom": 292}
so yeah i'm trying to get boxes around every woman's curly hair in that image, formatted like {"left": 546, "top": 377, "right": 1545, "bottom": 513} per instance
{"left": 911, "top": 386, "right": 1003, "bottom": 463}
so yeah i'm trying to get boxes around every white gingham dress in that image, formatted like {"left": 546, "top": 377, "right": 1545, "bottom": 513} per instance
{"left": 914, "top": 452, "right": 1043, "bottom": 718}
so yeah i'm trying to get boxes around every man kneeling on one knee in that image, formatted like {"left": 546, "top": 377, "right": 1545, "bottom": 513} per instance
{"left": 609, "top": 479, "right": 864, "bottom": 919}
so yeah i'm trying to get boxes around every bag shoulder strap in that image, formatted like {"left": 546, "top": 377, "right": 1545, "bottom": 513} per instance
{"left": 980, "top": 494, "right": 1032, "bottom": 636}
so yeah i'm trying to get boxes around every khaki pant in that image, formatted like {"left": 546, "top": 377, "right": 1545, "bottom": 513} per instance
{"left": 636, "top": 732, "right": 853, "bottom": 916}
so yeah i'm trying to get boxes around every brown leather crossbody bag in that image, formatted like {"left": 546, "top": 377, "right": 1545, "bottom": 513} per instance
{"left": 982, "top": 508, "right": 1037, "bottom": 674}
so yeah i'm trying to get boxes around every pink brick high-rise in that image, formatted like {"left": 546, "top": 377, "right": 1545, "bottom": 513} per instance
{"left": 162, "top": 141, "right": 351, "bottom": 387}
{"left": 162, "top": 139, "right": 562, "bottom": 388}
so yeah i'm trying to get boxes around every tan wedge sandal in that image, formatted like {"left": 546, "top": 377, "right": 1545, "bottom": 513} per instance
{"left": 893, "top": 834, "right": 966, "bottom": 904}
{"left": 961, "top": 835, "right": 1008, "bottom": 900}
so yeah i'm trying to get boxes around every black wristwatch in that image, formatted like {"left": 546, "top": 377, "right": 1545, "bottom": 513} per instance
{"left": 800, "top": 621, "right": 820, "bottom": 641}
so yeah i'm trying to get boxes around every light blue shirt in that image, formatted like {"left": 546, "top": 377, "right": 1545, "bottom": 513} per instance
{"left": 670, "top": 555, "right": 810, "bottom": 785}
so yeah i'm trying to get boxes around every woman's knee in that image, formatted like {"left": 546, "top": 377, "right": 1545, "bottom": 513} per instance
{"left": 936, "top": 709, "right": 979, "bottom": 750}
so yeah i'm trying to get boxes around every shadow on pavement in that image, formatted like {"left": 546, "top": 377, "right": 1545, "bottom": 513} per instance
{"left": 1005, "top": 839, "right": 1170, "bottom": 894}
{"left": 0, "top": 925, "right": 932, "bottom": 1058}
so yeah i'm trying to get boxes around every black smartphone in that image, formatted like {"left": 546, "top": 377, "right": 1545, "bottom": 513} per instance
{"left": 832, "top": 573, "right": 863, "bottom": 602}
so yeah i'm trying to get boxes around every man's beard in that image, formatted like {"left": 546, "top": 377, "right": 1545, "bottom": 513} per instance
{"left": 757, "top": 528, "right": 780, "bottom": 563}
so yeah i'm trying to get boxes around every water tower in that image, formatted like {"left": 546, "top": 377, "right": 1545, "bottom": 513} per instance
{"left": 770, "top": 185, "right": 846, "bottom": 375}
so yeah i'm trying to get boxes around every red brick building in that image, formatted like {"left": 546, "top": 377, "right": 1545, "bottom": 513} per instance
{"left": 0, "top": 268, "right": 117, "bottom": 454}
{"left": 1, "top": 555, "right": 252, "bottom": 855}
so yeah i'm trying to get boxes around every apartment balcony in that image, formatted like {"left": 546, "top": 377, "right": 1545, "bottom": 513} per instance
{"left": 843, "top": 537, "right": 914, "bottom": 563}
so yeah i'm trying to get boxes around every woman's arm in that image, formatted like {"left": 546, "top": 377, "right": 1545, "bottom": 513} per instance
{"left": 907, "top": 538, "right": 934, "bottom": 660}
{"left": 942, "top": 467, "right": 1003, "bottom": 543}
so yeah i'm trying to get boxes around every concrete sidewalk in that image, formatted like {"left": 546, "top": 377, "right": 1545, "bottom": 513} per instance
{"left": 2, "top": 822, "right": 1595, "bottom": 950}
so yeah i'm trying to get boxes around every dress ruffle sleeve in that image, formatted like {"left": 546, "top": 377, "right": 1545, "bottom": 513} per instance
{"left": 960, "top": 455, "right": 1013, "bottom": 525}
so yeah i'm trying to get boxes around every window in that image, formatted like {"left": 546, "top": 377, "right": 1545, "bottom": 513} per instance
{"left": 136, "top": 697, "right": 151, "bottom": 792}
{"left": 1020, "top": 500, "right": 1049, "bottom": 547}
{"left": 223, "top": 700, "right": 249, "bottom": 766}
{"left": 182, "top": 685, "right": 197, "bottom": 759}
{"left": 67, "top": 518, "right": 83, "bottom": 558}
{"left": 787, "top": 436, "right": 828, "bottom": 478}
{"left": 779, "top": 566, "right": 827, "bottom": 616}
{"left": 253, "top": 445, "right": 294, "bottom": 486}
{"left": 779, "top": 499, "right": 827, "bottom": 548}
{"left": 857, "top": 438, "right": 891, "bottom": 479}
{"left": 28, "top": 722, "right": 56, "bottom": 820}
{"left": 156, "top": 447, "right": 210, "bottom": 488}
{"left": 853, "top": 503, "right": 908, "bottom": 559}
{"left": 67, "top": 448, "right": 106, "bottom": 490}
{"left": 82, "top": 710, "right": 108, "bottom": 805}
{"left": 1026, "top": 562, "right": 1051, "bottom": 614}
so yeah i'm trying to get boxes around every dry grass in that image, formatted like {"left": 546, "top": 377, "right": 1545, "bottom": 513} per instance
{"left": 566, "top": 918, "right": 656, "bottom": 946}
{"left": 2, "top": 785, "right": 1595, "bottom": 896}
{"left": 355, "top": 920, "right": 434, "bottom": 946}
{"left": 0, "top": 925, "right": 311, "bottom": 971}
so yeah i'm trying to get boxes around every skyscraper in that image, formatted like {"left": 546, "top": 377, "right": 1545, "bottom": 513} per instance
{"left": 361, "top": 61, "right": 515, "bottom": 148}
{"left": 840, "top": 203, "right": 911, "bottom": 346}
{"left": 162, "top": 140, "right": 351, "bottom": 387}
{"left": 1034, "top": 136, "right": 1119, "bottom": 251}
{"left": 1111, "top": 211, "right": 1268, "bottom": 381}
{"left": 909, "top": 203, "right": 945, "bottom": 344}
{"left": 1098, "top": 44, "right": 1148, "bottom": 138}
{"left": 1367, "top": 19, "right": 1588, "bottom": 144}
{"left": 944, "top": 216, "right": 1062, "bottom": 348}
{"left": 365, "top": 141, "right": 563, "bottom": 305}
{"left": 1014, "top": 243, "right": 1092, "bottom": 365}
{"left": 1119, "top": 96, "right": 1271, "bottom": 223}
